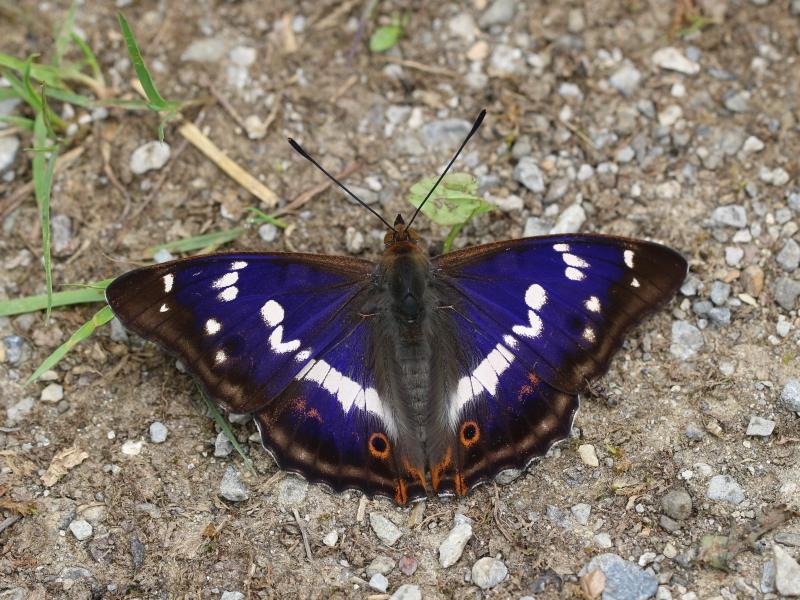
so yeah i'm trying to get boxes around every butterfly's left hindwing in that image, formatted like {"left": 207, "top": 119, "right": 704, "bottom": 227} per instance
{"left": 426, "top": 235, "right": 687, "bottom": 495}
{"left": 106, "top": 253, "right": 425, "bottom": 502}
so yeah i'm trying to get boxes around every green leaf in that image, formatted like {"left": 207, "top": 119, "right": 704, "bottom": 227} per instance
{"left": 0, "top": 279, "right": 112, "bottom": 317}
{"left": 245, "top": 207, "right": 289, "bottom": 229}
{"left": 32, "top": 112, "right": 59, "bottom": 319}
{"left": 406, "top": 172, "right": 493, "bottom": 226}
{"left": 45, "top": 86, "right": 94, "bottom": 108}
{"left": 0, "top": 115, "right": 34, "bottom": 131}
{"left": 117, "top": 13, "right": 171, "bottom": 110}
{"left": 369, "top": 24, "right": 403, "bottom": 53}
{"left": 71, "top": 31, "right": 105, "bottom": 85}
{"left": 0, "top": 53, "right": 62, "bottom": 88}
{"left": 26, "top": 305, "right": 114, "bottom": 385}
{"left": 146, "top": 227, "right": 245, "bottom": 256}
{"left": 198, "top": 387, "right": 255, "bottom": 476}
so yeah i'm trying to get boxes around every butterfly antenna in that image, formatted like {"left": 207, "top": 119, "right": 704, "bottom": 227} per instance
{"left": 288, "top": 138, "right": 397, "bottom": 233}
{"left": 406, "top": 108, "right": 486, "bottom": 230}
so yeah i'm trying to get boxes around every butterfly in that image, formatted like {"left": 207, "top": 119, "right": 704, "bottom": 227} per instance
{"left": 106, "top": 110, "right": 687, "bottom": 504}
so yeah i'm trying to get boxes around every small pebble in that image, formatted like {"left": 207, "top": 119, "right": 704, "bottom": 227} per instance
{"left": 577, "top": 444, "right": 599, "bottom": 467}
{"left": 366, "top": 555, "right": 396, "bottom": 577}
{"left": 777, "top": 239, "right": 800, "bottom": 272}
{"left": 670, "top": 321, "right": 704, "bottom": 360}
{"left": 345, "top": 227, "right": 365, "bottom": 254}
{"left": 706, "top": 474, "right": 745, "bottom": 504}
{"left": 742, "top": 265, "right": 765, "bottom": 297}
{"left": 439, "top": 515, "right": 473, "bottom": 568}
{"left": 661, "top": 488, "right": 693, "bottom": 520}
{"left": 214, "top": 431, "right": 234, "bottom": 457}
{"left": 181, "top": 38, "right": 227, "bottom": 62}
{"left": 322, "top": 530, "right": 338, "bottom": 547}
{"left": 594, "top": 532, "right": 613, "bottom": 548}
{"left": 712, "top": 205, "right": 747, "bottom": 228}
{"left": 121, "top": 440, "right": 144, "bottom": 456}
{"left": 69, "top": 519, "right": 93, "bottom": 541}
{"left": 774, "top": 278, "right": 800, "bottom": 311}
{"left": 220, "top": 593, "right": 244, "bottom": 600}
{"left": 389, "top": 584, "right": 421, "bottom": 600}
{"left": 0, "top": 136, "right": 20, "bottom": 171}
{"left": 219, "top": 465, "right": 249, "bottom": 502}
{"left": 746, "top": 416, "right": 775, "bottom": 437}
{"left": 709, "top": 281, "right": 731, "bottom": 305}
{"left": 513, "top": 157, "right": 545, "bottom": 194}
{"left": 471, "top": 556, "right": 508, "bottom": 590}
{"left": 149, "top": 421, "right": 168, "bottom": 443}
{"left": 479, "top": 0, "right": 516, "bottom": 28}
{"left": 398, "top": 555, "right": 418, "bottom": 576}
{"left": 40, "top": 383, "right": 64, "bottom": 403}
{"left": 571, "top": 503, "right": 591, "bottom": 526}
{"left": 130, "top": 141, "right": 171, "bottom": 175}
{"left": 258, "top": 223, "right": 278, "bottom": 243}
{"left": 369, "top": 573, "right": 389, "bottom": 593}
{"left": 551, "top": 203, "right": 586, "bottom": 234}
{"left": 580, "top": 553, "right": 658, "bottom": 600}
{"left": 652, "top": 47, "right": 700, "bottom": 74}
{"left": 724, "top": 90, "right": 750, "bottom": 113}
{"left": 774, "top": 544, "right": 800, "bottom": 596}
{"left": 609, "top": 63, "right": 641, "bottom": 96}
{"left": 780, "top": 379, "right": 800, "bottom": 412}
{"left": 370, "top": 512, "right": 403, "bottom": 546}
{"left": 153, "top": 248, "right": 174, "bottom": 263}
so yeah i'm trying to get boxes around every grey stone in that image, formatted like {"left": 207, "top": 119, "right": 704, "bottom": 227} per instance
{"left": 214, "top": 431, "right": 233, "bottom": 457}
{"left": 422, "top": 119, "right": 471, "bottom": 149}
{"left": 3, "top": 335, "right": 29, "bottom": 365}
{"left": 708, "top": 307, "right": 731, "bottom": 326}
{"left": 692, "top": 300, "right": 713, "bottom": 316}
{"left": 220, "top": 593, "right": 244, "bottom": 600}
{"left": 545, "top": 178, "right": 570, "bottom": 203}
{"left": 439, "top": 515, "right": 473, "bottom": 567}
{"left": 780, "top": 379, "right": 800, "bottom": 412}
{"left": 471, "top": 556, "right": 508, "bottom": 589}
{"left": 609, "top": 63, "right": 642, "bottom": 97}
{"left": 523, "top": 217, "right": 551, "bottom": 237}
{"left": 594, "top": 532, "right": 613, "bottom": 548}
{"left": 369, "top": 573, "right": 389, "bottom": 593}
{"left": 51, "top": 214, "right": 73, "bottom": 254}
{"left": 370, "top": 512, "right": 403, "bottom": 546}
{"left": 489, "top": 194, "right": 524, "bottom": 212}
{"left": 670, "top": 321, "right": 704, "bottom": 360}
{"left": 278, "top": 475, "right": 308, "bottom": 505}
{"left": 789, "top": 193, "right": 800, "bottom": 212}
{"left": 709, "top": 280, "right": 731, "bottom": 305}
{"left": 40, "top": 383, "right": 64, "bottom": 403}
{"left": 661, "top": 488, "right": 692, "bottom": 520}
{"left": 774, "top": 544, "right": 800, "bottom": 596}
{"left": 0, "top": 588, "right": 27, "bottom": 600}
{"left": 551, "top": 203, "right": 586, "bottom": 234}
{"left": 706, "top": 474, "right": 745, "bottom": 504}
{"left": 345, "top": 227, "right": 365, "bottom": 254}
{"left": 7, "top": 396, "right": 34, "bottom": 424}
{"left": 546, "top": 505, "right": 572, "bottom": 529}
{"left": 130, "top": 141, "right": 171, "bottom": 175}
{"left": 652, "top": 47, "right": 700, "bottom": 74}
{"left": 389, "top": 585, "right": 421, "bottom": 600}
{"left": 774, "top": 277, "right": 800, "bottom": 310}
{"left": 149, "top": 421, "right": 168, "bottom": 443}
{"left": 571, "top": 503, "right": 592, "bottom": 526}
{"left": 69, "top": 519, "right": 93, "bottom": 541}
{"left": 776, "top": 533, "right": 800, "bottom": 547}
{"left": 711, "top": 204, "right": 747, "bottom": 228}
{"left": 181, "top": 38, "right": 227, "bottom": 62}
{"left": 110, "top": 318, "right": 129, "bottom": 342}
{"left": 153, "top": 248, "right": 174, "bottom": 263}
{"left": 762, "top": 559, "right": 776, "bottom": 593}
{"left": 680, "top": 274, "right": 701, "bottom": 296}
{"left": 0, "top": 136, "right": 20, "bottom": 171}
{"left": 366, "top": 555, "right": 396, "bottom": 577}
{"left": 580, "top": 553, "right": 658, "bottom": 600}
{"left": 258, "top": 223, "right": 278, "bottom": 243}
{"left": 60, "top": 566, "right": 92, "bottom": 580}
{"left": 513, "top": 157, "right": 545, "bottom": 193}
{"left": 777, "top": 239, "right": 800, "bottom": 272}
{"left": 660, "top": 515, "right": 681, "bottom": 532}
{"left": 746, "top": 416, "right": 775, "bottom": 436}
{"left": 724, "top": 90, "right": 750, "bottom": 113}
{"left": 322, "top": 530, "right": 338, "bottom": 547}
{"left": 725, "top": 246, "right": 744, "bottom": 266}
{"left": 494, "top": 468, "right": 522, "bottom": 484}
{"left": 219, "top": 466, "right": 249, "bottom": 502}
{"left": 479, "top": 0, "right": 516, "bottom": 27}
{"left": 616, "top": 146, "right": 635, "bottom": 163}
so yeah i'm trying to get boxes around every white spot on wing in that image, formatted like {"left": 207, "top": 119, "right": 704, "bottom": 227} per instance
{"left": 294, "top": 349, "right": 312, "bottom": 362}
{"left": 303, "top": 360, "right": 330, "bottom": 384}
{"left": 503, "top": 334, "right": 518, "bottom": 349}
{"left": 295, "top": 359, "right": 316, "bottom": 380}
{"left": 524, "top": 284, "right": 547, "bottom": 310}
{"left": 269, "top": 326, "right": 301, "bottom": 354}
{"left": 212, "top": 272, "right": 239, "bottom": 289}
{"left": 159, "top": 303, "right": 169, "bottom": 313}
{"left": 205, "top": 318, "right": 221, "bottom": 335}
{"left": 162, "top": 274, "right": 174, "bottom": 293}
{"left": 553, "top": 243, "right": 570, "bottom": 252}
{"left": 261, "top": 300, "right": 284, "bottom": 327}
{"left": 218, "top": 286, "right": 238, "bottom": 301}
{"left": 631, "top": 277, "right": 641, "bottom": 288}
{"left": 230, "top": 261, "right": 248, "bottom": 270}
{"left": 214, "top": 349, "right": 227, "bottom": 364}
{"left": 336, "top": 377, "right": 361, "bottom": 413}
{"left": 563, "top": 253, "right": 589, "bottom": 268}
{"left": 512, "top": 310, "right": 543, "bottom": 339}
{"left": 322, "top": 368, "right": 343, "bottom": 395}
{"left": 583, "top": 326, "right": 596, "bottom": 343}
{"left": 565, "top": 267, "right": 586, "bottom": 281}
{"left": 624, "top": 250, "right": 634, "bottom": 269}
{"left": 585, "top": 296, "right": 601, "bottom": 313}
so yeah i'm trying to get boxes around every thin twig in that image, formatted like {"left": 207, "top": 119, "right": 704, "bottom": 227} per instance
{"left": 292, "top": 508, "right": 313, "bottom": 561}
{"left": 0, "top": 515, "right": 21, "bottom": 534}
{"left": 211, "top": 88, "right": 248, "bottom": 131}
{"left": 375, "top": 56, "right": 456, "bottom": 78}
{"left": 331, "top": 75, "right": 358, "bottom": 103}
{"left": 276, "top": 162, "right": 360, "bottom": 216}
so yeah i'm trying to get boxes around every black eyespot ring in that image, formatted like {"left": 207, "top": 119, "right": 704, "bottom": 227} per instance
{"left": 368, "top": 432, "right": 390, "bottom": 459}
{"left": 459, "top": 421, "right": 480, "bottom": 447}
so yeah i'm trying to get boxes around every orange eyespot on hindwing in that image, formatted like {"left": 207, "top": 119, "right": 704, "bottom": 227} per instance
{"left": 368, "top": 432, "right": 391, "bottom": 459}
{"left": 459, "top": 420, "right": 480, "bottom": 447}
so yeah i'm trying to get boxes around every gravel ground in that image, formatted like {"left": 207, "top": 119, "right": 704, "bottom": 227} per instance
{"left": 1, "top": 0, "right": 800, "bottom": 598}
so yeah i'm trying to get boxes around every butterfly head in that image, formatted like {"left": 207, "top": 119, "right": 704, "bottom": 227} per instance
{"left": 384, "top": 214, "right": 420, "bottom": 247}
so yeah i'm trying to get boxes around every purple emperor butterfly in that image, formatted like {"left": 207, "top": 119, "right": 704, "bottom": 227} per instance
{"left": 107, "top": 110, "right": 687, "bottom": 504}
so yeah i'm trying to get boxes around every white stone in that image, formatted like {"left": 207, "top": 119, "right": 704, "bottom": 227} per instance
{"left": 369, "top": 573, "right": 389, "bottom": 593}
{"left": 439, "top": 516, "right": 473, "bottom": 567}
{"left": 0, "top": 136, "right": 20, "bottom": 171}
{"left": 471, "top": 556, "right": 508, "bottom": 589}
{"left": 69, "top": 519, "right": 93, "bottom": 541}
{"left": 594, "top": 532, "right": 613, "bottom": 548}
{"left": 746, "top": 416, "right": 775, "bottom": 437}
{"left": 130, "top": 141, "right": 171, "bottom": 175}
{"left": 181, "top": 38, "right": 227, "bottom": 62}
{"left": 652, "top": 47, "right": 700, "bottom": 75}
{"left": 774, "top": 544, "right": 800, "bottom": 596}
{"left": 369, "top": 512, "right": 402, "bottom": 546}
{"left": 389, "top": 585, "right": 421, "bottom": 600}
{"left": 40, "top": 383, "right": 64, "bottom": 403}
{"left": 149, "top": 421, "right": 168, "bottom": 443}
{"left": 121, "top": 440, "right": 144, "bottom": 455}
{"left": 706, "top": 474, "right": 745, "bottom": 504}
{"left": 742, "top": 136, "right": 765, "bottom": 153}
{"left": 658, "top": 105, "right": 683, "bottom": 128}
{"left": 322, "top": 530, "right": 338, "bottom": 547}
{"left": 551, "top": 203, "right": 586, "bottom": 234}
{"left": 577, "top": 444, "right": 599, "bottom": 467}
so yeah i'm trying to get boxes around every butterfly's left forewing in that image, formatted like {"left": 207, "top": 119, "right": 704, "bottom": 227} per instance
{"left": 107, "top": 253, "right": 424, "bottom": 502}
{"left": 427, "top": 235, "right": 687, "bottom": 495}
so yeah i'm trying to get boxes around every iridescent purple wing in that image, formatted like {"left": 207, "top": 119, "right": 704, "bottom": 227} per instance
{"left": 106, "top": 253, "right": 423, "bottom": 502}
{"left": 425, "top": 234, "right": 687, "bottom": 496}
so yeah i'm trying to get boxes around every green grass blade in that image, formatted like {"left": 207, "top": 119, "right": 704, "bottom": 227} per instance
{"left": 198, "top": 387, "right": 255, "bottom": 476}
{"left": 117, "top": 12, "right": 169, "bottom": 110}
{"left": 45, "top": 86, "right": 94, "bottom": 108}
{"left": 245, "top": 207, "right": 289, "bottom": 229}
{"left": 443, "top": 222, "right": 464, "bottom": 253}
{"left": 26, "top": 305, "right": 114, "bottom": 385}
{"left": 22, "top": 55, "right": 43, "bottom": 112}
{"left": 0, "top": 87, "right": 20, "bottom": 101}
{"left": 0, "top": 115, "right": 34, "bottom": 131}
{"left": 2, "top": 68, "right": 39, "bottom": 111}
{"left": 146, "top": 228, "right": 245, "bottom": 256}
{"left": 0, "top": 279, "right": 112, "bottom": 317}
{"left": 70, "top": 32, "right": 104, "bottom": 85}
{"left": 100, "top": 98, "right": 150, "bottom": 110}
{"left": 54, "top": 2, "right": 78, "bottom": 66}
{"left": 32, "top": 112, "right": 58, "bottom": 319}
{"left": 0, "top": 53, "right": 62, "bottom": 88}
